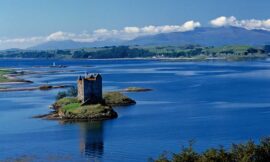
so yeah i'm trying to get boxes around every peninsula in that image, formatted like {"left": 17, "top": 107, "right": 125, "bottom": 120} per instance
{"left": 0, "top": 69, "right": 32, "bottom": 84}
{"left": 0, "top": 68, "right": 74, "bottom": 92}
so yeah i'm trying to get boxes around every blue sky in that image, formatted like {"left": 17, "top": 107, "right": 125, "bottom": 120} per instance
{"left": 0, "top": 0, "right": 269, "bottom": 49}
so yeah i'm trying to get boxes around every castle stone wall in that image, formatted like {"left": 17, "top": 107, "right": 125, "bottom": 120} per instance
{"left": 77, "top": 74, "right": 103, "bottom": 104}
{"left": 77, "top": 80, "right": 84, "bottom": 101}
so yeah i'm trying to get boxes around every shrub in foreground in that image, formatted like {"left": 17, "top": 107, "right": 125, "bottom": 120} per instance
{"left": 150, "top": 137, "right": 270, "bottom": 162}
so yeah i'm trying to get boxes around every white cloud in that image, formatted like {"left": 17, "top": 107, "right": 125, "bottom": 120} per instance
{"left": 0, "top": 20, "right": 201, "bottom": 49}
{"left": 240, "top": 19, "right": 270, "bottom": 30}
{"left": 210, "top": 16, "right": 270, "bottom": 31}
{"left": 93, "top": 28, "right": 109, "bottom": 34}
{"left": 105, "top": 20, "right": 200, "bottom": 39}
{"left": 123, "top": 27, "right": 140, "bottom": 33}
{"left": 182, "top": 21, "right": 201, "bottom": 31}
{"left": 141, "top": 25, "right": 159, "bottom": 34}
{"left": 46, "top": 31, "right": 76, "bottom": 41}
{"left": 4, "top": 17, "right": 270, "bottom": 49}
{"left": 210, "top": 16, "right": 237, "bottom": 27}
{"left": 0, "top": 37, "right": 43, "bottom": 44}
{"left": 141, "top": 21, "right": 201, "bottom": 34}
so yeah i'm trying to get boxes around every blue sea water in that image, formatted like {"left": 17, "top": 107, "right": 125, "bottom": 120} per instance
{"left": 1, "top": 59, "right": 270, "bottom": 161}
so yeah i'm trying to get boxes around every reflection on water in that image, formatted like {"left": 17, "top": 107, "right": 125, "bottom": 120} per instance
{"left": 58, "top": 121, "right": 105, "bottom": 161}
{"left": 3, "top": 59, "right": 270, "bottom": 161}
{"left": 78, "top": 122, "right": 104, "bottom": 159}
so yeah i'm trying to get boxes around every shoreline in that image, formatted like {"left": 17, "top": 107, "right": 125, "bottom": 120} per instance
{"left": 0, "top": 85, "right": 72, "bottom": 92}
{"left": 0, "top": 68, "right": 75, "bottom": 85}
{"left": 34, "top": 91, "right": 137, "bottom": 121}
{"left": 0, "top": 81, "right": 32, "bottom": 85}
{"left": 0, "top": 55, "right": 267, "bottom": 61}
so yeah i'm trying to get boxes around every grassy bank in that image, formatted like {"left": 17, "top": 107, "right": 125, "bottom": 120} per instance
{"left": 53, "top": 91, "right": 136, "bottom": 110}
{"left": 103, "top": 92, "right": 136, "bottom": 106}
{"left": 53, "top": 97, "right": 117, "bottom": 120}
{"left": 0, "top": 69, "right": 14, "bottom": 82}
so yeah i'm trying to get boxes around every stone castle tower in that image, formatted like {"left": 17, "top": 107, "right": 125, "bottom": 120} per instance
{"left": 77, "top": 73, "right": 103, "bottom": 104}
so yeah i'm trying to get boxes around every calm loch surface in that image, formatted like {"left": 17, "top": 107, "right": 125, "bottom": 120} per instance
{"left": 1, "top": 59, "right": 270, "bottom": 161}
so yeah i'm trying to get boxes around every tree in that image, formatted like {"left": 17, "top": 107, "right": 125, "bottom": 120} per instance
{"left": 56, "top": 86, "right": 77, "bottom": 100}
{"left": 263, "top": 45, "right": 270, "bottom": 53}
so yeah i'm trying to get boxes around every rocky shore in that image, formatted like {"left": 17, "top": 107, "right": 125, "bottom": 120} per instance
{"left": 34, "top": 92, "right": 136, "bottom": 121}
{"left": 103, "top": 91, "right": 136, "bottom": 106}
{"left": 34, "top": 104, "right": 118, "bottom": 121}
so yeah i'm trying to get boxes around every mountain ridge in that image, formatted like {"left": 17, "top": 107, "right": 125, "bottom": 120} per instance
{"left": 127, "top": 26, "right": 270, "bottom": 46}
{"left": 29, "top": 27, "right": 270, "bottom": 50}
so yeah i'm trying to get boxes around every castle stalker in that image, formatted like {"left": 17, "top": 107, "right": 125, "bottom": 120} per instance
{"left": 77, "top": 73, "right": 103, "bottom": 104}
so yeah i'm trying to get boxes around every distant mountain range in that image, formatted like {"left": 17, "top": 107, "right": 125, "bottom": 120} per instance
{"left": 29, "top": 27, "right": 270, "bottom": 50}
{"left": 128, "top": 27, "right": 270, "bottom": 46}
{"left": 29, "top": 39, "right": 124, "bottom": 50}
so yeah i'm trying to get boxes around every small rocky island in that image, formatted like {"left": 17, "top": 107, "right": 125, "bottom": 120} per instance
{"left": 122, "top": 87, "right": 152, "bottom": 92}
{"left": 37, "top": 73, "right": 136, "bottom": 121}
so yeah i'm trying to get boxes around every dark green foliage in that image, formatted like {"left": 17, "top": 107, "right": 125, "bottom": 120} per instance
{"left": 200, "top": 147, "right": 232, "bottom": 162}
{"left": 149, "top": 152, "right": 170, "bottom": 162}
{"left": 0, "top": 45, "right": 266, "bottom": 59}
{"left": 255, "top": 137, "right": 270, "bottom": 161}
{"left": 230, "top": 141, "right": 256, "bottom": 162}
{"left": 67, "top": 86, "right": 77, "bottom": 97}
{"left": 263, "top": 45, "right": 270, "bottom": 53}
{"left": 172, "top": 142, "right": 199, "bottom": 162}
{"left": 56, "top": 91, "right": 67, "bottom": 100}
{"left": 152, "top": 138, "right": 270, "bottom": 162}
{"left": 71, "top": 46, "right": 155, "bottom": 59}
{"left": 247, "top": 48, "right": 258, "bottom": 54}
{"left": 56, "top": 86, "right": 77, "bottom": 100}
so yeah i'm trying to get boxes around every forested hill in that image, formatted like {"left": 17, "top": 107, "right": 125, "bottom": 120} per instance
{"left": 0, "top": 45, "right": 270, "bottom": 59}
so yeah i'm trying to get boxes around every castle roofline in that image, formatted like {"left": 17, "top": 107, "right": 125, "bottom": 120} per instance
{"left": 78, "top": 73, "right": 102, "bottom": 81}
